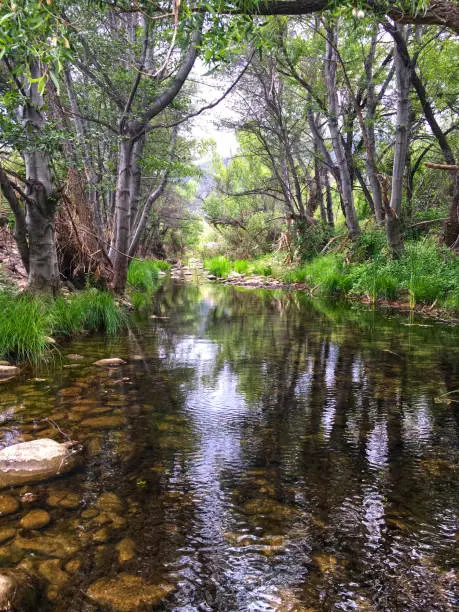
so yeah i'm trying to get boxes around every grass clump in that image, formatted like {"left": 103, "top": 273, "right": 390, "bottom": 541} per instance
{"left": 0, "top": 288, "right": 126, "bottom": 364}
{"left": 0, "top": 293, "right": 51, "bottom": 364}
{"left": 284, "top": 254, "right": 348, "bottom": 295}
{"left": 234, "top": 259, "right": 249, "bottom": 274}
{"left": 127, "top": 259, "right": 165, "bottom": 290}
{"left": 204, "top": 256, "right": 233, "bottom": 278}
{"left": 52, "top": 289, "right": 126, "bottom": 336}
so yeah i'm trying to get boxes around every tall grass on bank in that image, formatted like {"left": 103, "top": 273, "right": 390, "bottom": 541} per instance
{"left": 127, "top": 259, "right": 171, "bottom": 310}
{"left": 0, "top": 289, "right": 127, "bottom": 364}
{"left": 0, "top": 293, "right": 51, "bottom": 364}
{"left": 127, "top": 259, "right": 170, "bottom": 290}
{"left": 204, "top": 256, "right": 233, "bottom": 278}
{"left": 283, "top": 237, "right": 459, "bottom": 309}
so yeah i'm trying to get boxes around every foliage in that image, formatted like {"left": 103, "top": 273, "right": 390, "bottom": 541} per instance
{"left": 52, "top": 289, "right": 126, "bottom": 336}
{"left": 294, "top": 221, "right": 335, "bottom": 262}
{"left": 234, "top": 259, "right": 249, "bottom": 274}
{"left": 0, "top": 292, "right": 51, "bottom": 364}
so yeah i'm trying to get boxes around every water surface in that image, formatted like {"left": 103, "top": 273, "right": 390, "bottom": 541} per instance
{"left": 0, "top": 283, "right": 458, "bottom": 610}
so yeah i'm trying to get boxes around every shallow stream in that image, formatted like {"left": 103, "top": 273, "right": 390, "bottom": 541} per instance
{"left": 0, "top": 282, "right": 458, "bottom": 610}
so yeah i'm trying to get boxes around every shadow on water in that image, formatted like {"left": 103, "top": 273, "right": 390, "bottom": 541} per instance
{"left": 0, "top": 281, "right": 457, "bottom": 610}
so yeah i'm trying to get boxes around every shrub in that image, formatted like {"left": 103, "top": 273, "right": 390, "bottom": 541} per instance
{"left": 204, "top": 256, "right": 233, "bottom": 278}
{"left": 293, "top": 221, "right": 335, "bottom": 262}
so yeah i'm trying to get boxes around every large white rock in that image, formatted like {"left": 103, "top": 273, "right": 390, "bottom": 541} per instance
{"left": 0, "top": 365, "right": 19, "bottom": 378}
{"left": 0, "top": 439, "right": 82, "bottom": 489}
{"left": 0, "top": 571, "right": 37, "bottom": 610}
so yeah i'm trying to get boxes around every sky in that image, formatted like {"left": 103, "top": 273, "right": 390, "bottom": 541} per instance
{"left": 188, "top": 59, "right": 239, "bottom": 161}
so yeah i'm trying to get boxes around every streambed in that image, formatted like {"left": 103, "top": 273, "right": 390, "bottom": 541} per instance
{"left": 0, "top": 282, "right": 457, "bottom": 610}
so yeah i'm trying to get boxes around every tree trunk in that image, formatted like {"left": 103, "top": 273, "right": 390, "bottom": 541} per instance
{"left": 111, "top": 137, "right": 135, "bottom": 294}
{"left": 384, "top": 24, "right": 410, "bottom": 257}
{"left": 0, "top": 166, "right": 29, "bottom": 272}
{"left": 22, "top": 62, "right": 59, "bottom": 293}
{"left": 325, "top": 23, "right": 360, "bottom": 238}
{"left": 364, "top": 32, "right": 385, "bottom": 224}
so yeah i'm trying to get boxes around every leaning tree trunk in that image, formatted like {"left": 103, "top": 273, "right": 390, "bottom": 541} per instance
{"left": 325, "top": 23, "right": 360, "bottom": 238}
{"left": 22, "top": 62, "right": 59, "bottom": 293}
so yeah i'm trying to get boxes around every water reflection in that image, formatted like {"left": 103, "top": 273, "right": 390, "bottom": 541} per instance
{"left": 0, "top": 283, "right": 457, "bottom": 611}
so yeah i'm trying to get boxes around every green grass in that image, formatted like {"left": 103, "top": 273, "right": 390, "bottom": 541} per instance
{"left": 204, "top": 256, "right": 233, "bottom": 278}
{"left": 284, "top": 254, "right": 349, "bottom": 295}
{"left": 0, "top": 292, "right": 52, "bottom": 364}
{"left": 127, "top": 259, "right": 168, "bottom": 290}
{"left": 283, "top": 237, "right": 458, "bottom": 309}
{"left": 0, "top": 289, "right": 127, "bottom": 365}
{"left": 234, "top": 259, "right": 249, "bottom": 274}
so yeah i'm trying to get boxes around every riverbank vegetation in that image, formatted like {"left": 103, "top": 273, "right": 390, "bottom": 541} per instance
{"left": 0, "top": 259, "right": 170, "bottom": 364}
{"left": 203, "top": 232, "right": 459, "bottom": 311}
{"left": 0, "top": 1, "right": 457, "bottom": 300}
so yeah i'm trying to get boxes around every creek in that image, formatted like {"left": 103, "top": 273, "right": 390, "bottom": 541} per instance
{"left": 0, "top": 282, "right": 457, "bottom": 610}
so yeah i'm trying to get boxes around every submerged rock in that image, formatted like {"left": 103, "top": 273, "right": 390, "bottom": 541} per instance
{"left": 46, "top": 490, "right": 80, "bottom": 510}
{"left": 0, "top": 494, "right": 19, "bottom": 516}
{"left": 80, "top": 415, "right": 124, "bottom": 428}
{"left": 15, "top": 532, "right": 79, "bottom": 559}
{"left": 97, "top": 492, "right": 123, "bottom": 514}
{"left": 37, "top": 559, "right": 69, "bottom": 586}
{"left": 20, "top": 509, "right": 51, "bottom": 530}
{"left": 93, "top": 358, "right": 126, "bottom": 367}
{"left": 116, "top": 538, "right": 135, "bottom": 563}
{"left": 0, "top": 439, "right": 83, "bottom": 488}
{"left": 86, "top": 574, "right": 174, "bottom": 611}
{"left": 0, "top": 570, "right": 38, "bottom": 611}
{"left": 0, "top": 528, "right": 16, "bottom": 545}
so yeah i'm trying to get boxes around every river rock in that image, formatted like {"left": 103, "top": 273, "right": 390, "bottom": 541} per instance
{"left": 64, "top": 558, "right": 81, "bottom": 574}
{"left": 86, "top": 574, "right": 174, "bottom": 611}
{"left": 0, "top": 571, "right": 38, "bottom": 611}
{"left": 15, "top": 532, "right": 79, "bottom": 559}
{"left": 0, "top": 365, "right": 19, "bottom": 378}
{"left": 0, "top": 528, "right": 15, "bottom": 545}
{"left": 93, "top": 358, "right": 126, "bottom": 367}
{"left": 116, "top": 538, "right": 135, "bottom": 563}
{"left": 37, "top": 558, "right": 69, "bottom": 586}
{"left": 20, "top": 509, "right": 51, "bottom": 530}
{"left": 97, "top": 492, "right": 123, "bottom": 514}
{"left": 0, "top": 494, "right": 19, "bottom": 516}
{"left": 0, "top": 439, "right": 83, "bottom": 488}
{"left": 80, "top": 415, "right": 124, "bottom": 428}
{"left": 46, "top": 490, "right": 80, "bottom": 510}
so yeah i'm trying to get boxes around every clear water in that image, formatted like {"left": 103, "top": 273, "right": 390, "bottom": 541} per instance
{"left": 0, "top": 282, "right": 458, "bottom": 610}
